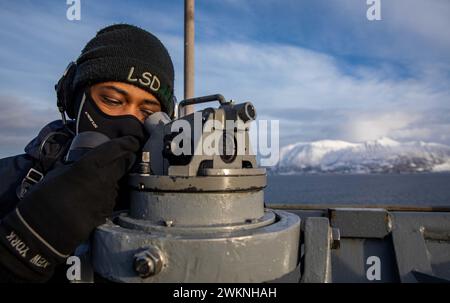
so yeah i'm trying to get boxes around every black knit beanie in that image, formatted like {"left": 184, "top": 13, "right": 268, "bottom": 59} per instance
{"left": 72, "top": 24, "right": 175, "bottom": 116}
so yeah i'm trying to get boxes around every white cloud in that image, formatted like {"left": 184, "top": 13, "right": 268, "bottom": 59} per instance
{"left": 341, "top": 111, "right": 419, "bottom": 142}
{"left": 187, "top": 38, "right": 450, "bottom": 146}
{"left": 0, "top": 95, "right": 59, "bottom": 158}
{"left": 194, "top": 41, "right": 449, "bottom": 111}
{"left": 1, "top": 0, "right": 449, "bottom": 158}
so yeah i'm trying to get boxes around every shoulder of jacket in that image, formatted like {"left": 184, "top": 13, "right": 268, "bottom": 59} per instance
{"left": 24, "top": 120, "right": 75, "bottom": 160}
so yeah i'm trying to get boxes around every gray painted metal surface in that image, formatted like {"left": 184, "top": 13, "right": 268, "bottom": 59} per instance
{"left": 142, "top": 111, "right": 172, "bottom": 175}
{"left": 92, "top": 210, "right": 300, "bottom": 283}
{"left": 330, "top": 208, "right": 392, "bottom": 238}
{"left": 128, "top": 174, "right": 267, "bottom": 192}
{"left": 119, "top": 210, "right": 277, "bottom": 234}
{"left": 391, "top": 212, "right": 450, "bottom": 282}
{"left": 129, "top": 191, "right": 264, "bottom": 226}
{"left": 275, "top": 206, "right": 450, "bottom": 283}
{"left": 331, "top": 237, "right": 400, "bottom": 283}
{"left": 300, "top": 217, "right": 333, "bottom": 283}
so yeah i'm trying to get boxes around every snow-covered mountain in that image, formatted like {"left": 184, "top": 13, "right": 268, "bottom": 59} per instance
{"left": 271, "top": 137, "right": 450, "bottom": 174}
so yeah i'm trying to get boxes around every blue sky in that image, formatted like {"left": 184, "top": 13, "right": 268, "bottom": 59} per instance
{"left": 0, "top": 0, "right": 449, "bottom": 157}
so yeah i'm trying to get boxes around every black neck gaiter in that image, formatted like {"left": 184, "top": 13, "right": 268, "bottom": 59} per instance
{"left": 75, "top": 92, "right": 147, "bottom": 144}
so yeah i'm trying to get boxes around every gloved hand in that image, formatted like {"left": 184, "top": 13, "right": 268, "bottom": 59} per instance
{"left": 0, "top": 135, "right": 140, "bottom": 282}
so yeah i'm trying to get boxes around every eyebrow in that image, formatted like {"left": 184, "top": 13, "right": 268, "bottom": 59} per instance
{"left": 102, "top": 85, "right": 160, "bottom": 106}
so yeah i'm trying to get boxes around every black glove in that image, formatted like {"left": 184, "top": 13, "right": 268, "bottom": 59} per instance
{"left": 0, "top": 135, "right": 140, "bottom": 282}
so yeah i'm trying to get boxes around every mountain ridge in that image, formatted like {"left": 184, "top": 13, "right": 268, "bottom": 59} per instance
{"left": 270, "top": 137, "right": 450, "bottom": 174}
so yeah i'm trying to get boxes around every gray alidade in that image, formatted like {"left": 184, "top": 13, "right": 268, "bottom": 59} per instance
{"left": 90, "top": 94, "right": 301, "bottom": 282}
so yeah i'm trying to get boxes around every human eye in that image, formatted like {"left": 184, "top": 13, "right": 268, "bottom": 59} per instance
{"left": 101, "top": 95, "right": 123, "bottom": 106}
{"left": 141, "top": 108, "right": 154, "bottom": 118}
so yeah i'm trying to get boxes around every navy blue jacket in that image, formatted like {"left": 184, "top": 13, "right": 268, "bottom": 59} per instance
{"left": 0, "top": 120, "right": 75, "bottom": 282}
{"left": 0, "top": 120, "right": 74, "bottom": 218}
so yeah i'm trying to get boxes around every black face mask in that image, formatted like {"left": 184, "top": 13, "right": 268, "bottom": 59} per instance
{"left": 75, "top": 92, "right": 147, "bottom": 144}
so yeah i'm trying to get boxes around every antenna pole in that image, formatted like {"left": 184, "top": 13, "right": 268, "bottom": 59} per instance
{"left": 184, "top": 0, "right": 195, "bottom": 115}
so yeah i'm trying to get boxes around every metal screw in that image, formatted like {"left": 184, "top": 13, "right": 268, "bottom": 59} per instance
{"left": 133, "top": 247, "right": 164, "bottom": 278}
{"left": 139, "top": 152, "right": 151, "bottom": 174}
{"left": 330, "top": 227, "right": 341, "bottom": 250}
{"left": 141, "top": 151, "right": 150, "bottom": 163}
{"left": 139, "top": 164, "right": 151, "bottom": 174}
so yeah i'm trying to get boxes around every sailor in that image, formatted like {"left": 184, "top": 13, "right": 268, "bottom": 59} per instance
{"left": 0, "top": 24, "right": 175, "bottom": 282}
